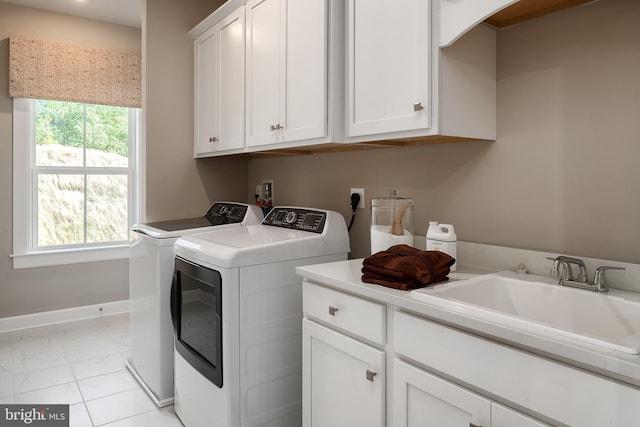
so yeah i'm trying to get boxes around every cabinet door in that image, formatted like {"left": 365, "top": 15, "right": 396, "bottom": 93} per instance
{"left": 302, "top": 319, "right": 384, "bottom": 427}
{"left": 216, "top": 9, "right": 246, "bottom": 152}
{"left": 492, "top": 403, "right": 552, "bottom": 427}
{"left": 246, "top": 0, "right": 328, "bottom": 147}
{"left": 282, "top": 0, "right": 327, "bottom": 143}
{"left": 194, "top": 26, "right": 219, "bottom": 155}
{"left": 245, "top": 0, "right": 283, "bottom": 146}
{"left": 393, "top": 359, "right": 491, "bottom": 427}
{"left": 194, "top": 8, "right": 245, "bottom": 155}
{"left": 347, "top": 0, "right": 430, "bottom": 137}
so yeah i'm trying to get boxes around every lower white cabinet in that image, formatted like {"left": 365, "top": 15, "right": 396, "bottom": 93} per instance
{"left": 393, "top": 359, "right": 491, "bottom": 427}
{"left": 301, "top": 279, "right": 555, "bottom": 426}
{"left": 393, "top": 359, "right": 549, "bottom": 427}
{"left": 492, "top": 403, "right": 551, "bottom": 427}
{"left": 300, "top": 268, "right": 640, "bottom": 427}
{"left": 302, "top": 319, "right": 385, "bottom": 427}
{"left": 393, "top": 310, "right": 640, "bottom": 426}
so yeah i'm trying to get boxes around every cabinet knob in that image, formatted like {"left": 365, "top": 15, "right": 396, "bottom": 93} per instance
{"left": 413, "top": 102, "right": 424, "bottom": 112}
{"left": 270, "top": 124, "right": 282, "bottom": 131}
{"left": 209, "top": 136, "right": 218, "bottom": 143}
{"left": 366, "top": 370, "right": 377, "bottom": 381}
{"left": 328, "top": 306, "right": 339, "bottom": 316}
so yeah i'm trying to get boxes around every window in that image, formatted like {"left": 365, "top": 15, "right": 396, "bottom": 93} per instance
{"left": 13, "top": 98, "right": 142, "bottom": 268}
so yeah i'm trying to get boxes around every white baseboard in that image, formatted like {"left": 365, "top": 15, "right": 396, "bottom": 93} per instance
{"left": 0, "top": 300, "right": 130, "bottom": 333}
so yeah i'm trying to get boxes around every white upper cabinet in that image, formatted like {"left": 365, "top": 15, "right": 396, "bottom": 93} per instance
{"left": 194, "top": 27, "right": 218, "bottom": 156}
{"left": 245, "top": 0, "right": 329, "bottom": 148}
{"left": 193, "top": 8, "right": 245, "bottom": 157}
{"left": 346, "top": 0, "right": 431, "bottom": 138}
{"left": 345, "top": 0, "right": 497, "bottom": 143}
{"left": 190, "top": 0, "right": 502, "bottom": 156}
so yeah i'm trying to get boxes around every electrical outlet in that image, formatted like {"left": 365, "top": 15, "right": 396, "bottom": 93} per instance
{"left": 350, "top": 188, "right": 365, "bottom": 209}
{"left": 262, "top": 179, "right": 274, "bottom": 205}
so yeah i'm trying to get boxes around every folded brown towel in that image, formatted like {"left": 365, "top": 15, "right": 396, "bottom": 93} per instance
{"left": 361, "top": 244, "right": 455, "bottom": 290}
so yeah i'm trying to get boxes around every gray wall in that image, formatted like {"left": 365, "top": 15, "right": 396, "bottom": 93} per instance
{"left": 248, "top": 0, "right": 640, "bottom": 262}
{"left": 0, "top": 3, "right": 141, "bottom": 318}
{"left": 144, "top": 0, "right": 248, "bottom": 223}
{"left": 2, "top": 0, "right": 638, "bottom": 318}
{"left": 0, "top": 0, "right": 248, "bottom": 318}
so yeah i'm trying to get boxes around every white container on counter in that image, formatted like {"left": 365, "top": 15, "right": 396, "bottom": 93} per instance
{"left": 426, "top": 221, "right": 457, "bottom": 271}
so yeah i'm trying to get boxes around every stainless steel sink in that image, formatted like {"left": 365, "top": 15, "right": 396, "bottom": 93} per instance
{"left": 411, "top": 271, "right": 640, "bottom": 354}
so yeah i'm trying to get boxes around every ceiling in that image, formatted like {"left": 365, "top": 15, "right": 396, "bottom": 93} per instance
{"left": 3, "top": 0, "right": 142, "bottom": 28}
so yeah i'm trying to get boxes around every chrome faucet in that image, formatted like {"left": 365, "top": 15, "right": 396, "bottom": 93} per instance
{"left": 548, "top": 256, "right": 625, "bottom": 292}
{"left": 548, "top": 256, "right": 587, "bottom": 282}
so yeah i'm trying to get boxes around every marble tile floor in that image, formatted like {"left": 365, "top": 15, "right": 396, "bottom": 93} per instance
{"left": 0, "top": 313, "right": 183, "bottom": 426}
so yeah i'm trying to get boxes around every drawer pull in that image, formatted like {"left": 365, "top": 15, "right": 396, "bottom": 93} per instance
{"left": 469, "top": 424, "right": 482, "bottom": 427}
{"left": 366, "top": 370, "right": 377, "bottom": 381}
{"left": 328, "top": 306, "right": 339, "bottom": 316}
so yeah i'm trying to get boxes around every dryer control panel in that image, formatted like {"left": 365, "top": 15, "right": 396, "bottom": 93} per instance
{"left": 263, "top": 208, "right": 327, "bottom": 233}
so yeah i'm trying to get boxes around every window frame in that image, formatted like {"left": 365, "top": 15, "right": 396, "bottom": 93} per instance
{"left": 12, "top": 98, "right": 143, "bottom": 269}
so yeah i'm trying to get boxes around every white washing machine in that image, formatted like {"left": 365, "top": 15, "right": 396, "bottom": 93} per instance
{"left": 127, "top": 202, "right": 263, "bottom": 406}
{"left": 171, "top": 207, "right": 350, "bottom": 427}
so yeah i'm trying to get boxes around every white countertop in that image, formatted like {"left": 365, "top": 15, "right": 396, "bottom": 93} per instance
{"left": 296, "top": 258, "right": 640, "bottom": 389}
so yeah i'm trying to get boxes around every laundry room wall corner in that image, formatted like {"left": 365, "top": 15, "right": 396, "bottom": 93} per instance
{"left": 144, "top": 0, "right": 247, "bottom": 223}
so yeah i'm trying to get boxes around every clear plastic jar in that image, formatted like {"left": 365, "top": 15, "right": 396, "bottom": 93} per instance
{"left": 370, "top": 190, "right": 414, "bottom": 254}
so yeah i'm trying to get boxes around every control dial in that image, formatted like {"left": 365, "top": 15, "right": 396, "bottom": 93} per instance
{"left": 219, "top": 205, "right": 229, "bottom": 216}
{"left": 284, "top": 211, "right": 297, "bottom": 224}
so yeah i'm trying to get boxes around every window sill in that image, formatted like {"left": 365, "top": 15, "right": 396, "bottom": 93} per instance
{"left": 11, "top": 244, "right": 130, "bottom": 269}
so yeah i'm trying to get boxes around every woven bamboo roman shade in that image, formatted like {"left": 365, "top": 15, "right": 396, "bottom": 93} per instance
{"left": 9, "top": 36, "right": 141, "bottom": 108}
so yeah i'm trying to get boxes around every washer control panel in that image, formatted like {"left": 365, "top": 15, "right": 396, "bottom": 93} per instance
{"left": 263, "top": 207, "right": 327, "bottom": 233}
{"left": 205, "top": 203, "right": 249, "bottom": 223}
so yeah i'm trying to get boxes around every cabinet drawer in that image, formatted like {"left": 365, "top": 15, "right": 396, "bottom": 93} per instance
{"left": 303, "top": 281, "right": 386, "bottom": 345}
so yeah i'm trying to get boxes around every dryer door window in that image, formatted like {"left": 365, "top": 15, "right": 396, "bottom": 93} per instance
{"left": 171, "top": 257, "right": 223, "bottom": 388}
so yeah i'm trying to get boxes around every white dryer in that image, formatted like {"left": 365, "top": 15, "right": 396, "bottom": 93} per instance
{"left": 127, "top": 202, "right": 262, "bottom": 406}
{"left": 171, "top": 207, "right": 350, "bottom": 427}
